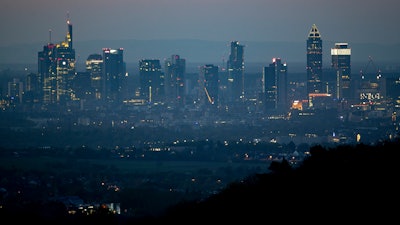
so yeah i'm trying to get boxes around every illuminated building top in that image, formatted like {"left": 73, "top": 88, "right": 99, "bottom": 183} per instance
{"left": 331, "top": 43, "right": 351, "bottom": 55}
{"left": 308, "top": 24, "right": 321, "bottom": 39}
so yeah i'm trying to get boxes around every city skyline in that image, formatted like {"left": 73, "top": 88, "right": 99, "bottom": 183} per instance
{"left": 3, "top": 19, "right": 397, "bottom": 111}
{"left": 1, "top": 1, "right": 399, "bottom": 221}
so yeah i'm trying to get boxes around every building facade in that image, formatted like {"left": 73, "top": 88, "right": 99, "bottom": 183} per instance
{"left": 331, "top": 43, "right": 352, "bottom": 100}
{"left": 306, "top": 24, "right": 323, "bottom": 98}
{"left": 139, "top": 59, "right": 164, "bottom": 103}
{"left": 37, "top": 19, "right": 76, "bottom": 105}
{"left": 164, "top": 55, "right": 186, "bottom": 105}
{"left": 262, "top": 58, "right": 288, "bottom": 112}
{"left": 199, "top": 64, "right": 219, "bottom": 107}
{"left": 86, "top": 53, "right": 103, "bottom": 101}
{"left": 227, "top": 41, "right": 245, "bottom": 103}
{"left": 103, "top": 48, "right": 125, "bottom": 104}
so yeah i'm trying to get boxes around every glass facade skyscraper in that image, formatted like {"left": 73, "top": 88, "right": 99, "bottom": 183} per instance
{"left": 227, "top": 41, "right": 245, "bottom": 103}
{"left": 139, "top": 59, "right": 164, "bottom": 103}
{"left": 200, "top": 64, "right": 219, "bottom": 107}
{"left": 86, "top": 53, "right": 103, "bottom": 100}
{"left": 331, "top": 43, "right": 352, "bottom": 100}
{"left": 164, "top": 55, "right": 186, "bottom": 105}
{"left": 262, "top": 58, "right": 288, "bottom": 112}
{"left": 102, "top": 48, "right": 125, "bottom": 104}
{"left": 38, "top": 19, "right": 76, "bottom": 105}
{"left": 306, "top": 24, "right": 323, "bottom": 99}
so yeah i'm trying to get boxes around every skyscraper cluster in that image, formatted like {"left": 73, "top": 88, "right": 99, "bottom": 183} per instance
{"left": 32, "top": 21, "right": 250, "bottom": 112}
{"left": 4, "top": 18, "right": 396, "bottom": 123}
{"left": 305, "top": 24, "right": 353, "bottom": 110}
{"left": 1, "top": 18, "right": 398, "bottom": 146}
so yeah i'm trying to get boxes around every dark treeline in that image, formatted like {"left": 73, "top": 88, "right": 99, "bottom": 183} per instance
{"left": 133, "top": 138, "right": 399, "bottom": 224}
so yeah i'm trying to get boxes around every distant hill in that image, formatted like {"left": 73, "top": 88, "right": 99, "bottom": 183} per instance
{"left": 1, "top": 39, "right": 400, "bottom": 73}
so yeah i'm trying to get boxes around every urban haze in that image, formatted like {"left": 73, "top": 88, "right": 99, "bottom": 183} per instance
{"left": 1, "top": 1, "right": 400, "bottom": 223}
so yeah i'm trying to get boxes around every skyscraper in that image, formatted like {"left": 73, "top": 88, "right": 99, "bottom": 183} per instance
{"left": 139, "top": 59, "right": 164, "bottom": 103}
{"left": 306, "top": 24, "right": 323, "bottom": 98}
{"left": 38, "top": 42, "right": 56, "bottom": 104}
{"left": 331, "top": 43, "right": 352, "bottom": 100}
{"left": 227, "top": 41, "right": 245, "bottom": 103}
{"left": 164, "top": 55, "right": 186, "bottom": 105}
{"left": 38, "top": 18, "right": 76, "bottom": 105}
{"left": 199, "top": 64, "right": 219, "bottom": 107}
{"left": 54, "top": 38, "right": 76, "bottom": 103}
{"left": 262, "top": 58, "right": 288, "bottom": 112}
{"left": 102, "top": 48, "right": 125, "bottom": 104}
{"left": 86, "top": 53, "right": 103, "bottom": 100}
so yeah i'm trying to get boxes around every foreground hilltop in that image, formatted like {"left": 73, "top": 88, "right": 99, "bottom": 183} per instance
{"left": 136, "top": 138, "right": 399, "bottom": 224}
{"left": 1, "top": 138, "right": 398, "bottom": 224}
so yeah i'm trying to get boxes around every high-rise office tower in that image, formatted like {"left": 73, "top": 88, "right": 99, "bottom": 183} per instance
{"left": 54, "top": 38, "right": 76, "bottom": 103}
{"left": 86, "top": 53, "right": 103, "bottom": 100}
{"left": 38, "top": 42, "right": 56, "bottom": 104}
{"left": 199, "top": 64, "right": 219, "bottom": 106}
{"left": 227, "top": 41, "right": 245, "bottom": 102}
{"left": 262, "top": 58, "right": 288, "bottom": 112}
{"left": 164, "top": 55, "right": 186, "bottom": 105}
{"left": 331, "top": 43, "right": 352, "bottom": 100}
{"left": 103, "top": 48, "right": 125, "bottom": 104}
{"left": 54, "top": 18, "right": 76, "bottom": 104}
{"left": 139, "top": 59, "right": 164, "bottom": 103}
{"left": 38, "top": 18, "right": 76, "bottom": 105}
{"left": 306, "top": 24, "right": 323, "bottom": 98}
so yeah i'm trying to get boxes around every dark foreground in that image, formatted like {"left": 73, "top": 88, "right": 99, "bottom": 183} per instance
{"left": 1, "top": 138, "right": 399, "bottom": 224}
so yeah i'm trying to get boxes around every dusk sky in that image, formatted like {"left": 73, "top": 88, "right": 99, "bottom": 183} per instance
{"left": 1, "top": 0, "right": 399, "bottom": 46}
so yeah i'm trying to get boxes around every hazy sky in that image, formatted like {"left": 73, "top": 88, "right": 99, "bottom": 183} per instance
{"left": 1, "top": 0, "right": 399, "bottom": 46}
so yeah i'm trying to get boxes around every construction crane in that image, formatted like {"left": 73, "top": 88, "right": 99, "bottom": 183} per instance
{"left": 204, "top": 87, "right": 214, "bottom": 104}
{"left": 359, "top": 56, "right": 382, "bottom": 80}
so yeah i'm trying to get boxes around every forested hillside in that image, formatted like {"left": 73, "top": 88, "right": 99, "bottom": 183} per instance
{"left": 136, "top": 139, "right": 399, "bottom": 224}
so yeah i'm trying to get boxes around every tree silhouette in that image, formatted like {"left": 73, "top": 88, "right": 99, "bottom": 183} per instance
{"left": 268, "top": 157, "right": 292, "bottom": 174}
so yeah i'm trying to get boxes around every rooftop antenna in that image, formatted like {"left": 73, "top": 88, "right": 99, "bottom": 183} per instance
{"left": 48, "top": 29, "right": 52, "bottom": 44}
{"left": 66, "top": 11, "right": 70, "bottom": 24}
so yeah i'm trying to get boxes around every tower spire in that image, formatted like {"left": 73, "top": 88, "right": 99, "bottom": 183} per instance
{"left": 66, "top": 11, "right": 70, "bottom": 24}
{"left": 65, "top": 11, "right": 73, "bottom": 49}
{"left": 308, "top": 24, "right": 321, "bottom": 38}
